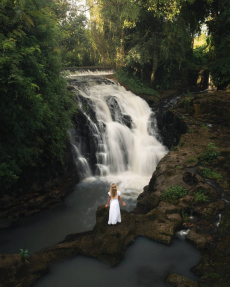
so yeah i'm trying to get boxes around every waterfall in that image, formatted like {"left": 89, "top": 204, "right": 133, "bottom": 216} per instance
{"left": 68, "top": 71, "right": 168, "bottom": 195}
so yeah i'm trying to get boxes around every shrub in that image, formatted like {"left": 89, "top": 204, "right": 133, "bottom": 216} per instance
{"left": 19, "top": 249, "right": 29, "bottom": 262}
{"left": 198, "top": 142, "right": 220, "bottom": 162}
{"left": 194, "top": 191, "right": 209, "bottom": 203}
{"left": 115, "top": 70, "right": 158, "bottom": 97}
{"left": 200, "top": 168, "right": 222, "bottom": 180}
{"left": 181, "top": 210, "right": 189, "bottom": 221}
{"left": 161, "top": 185, "right": 188, "bottom": 202}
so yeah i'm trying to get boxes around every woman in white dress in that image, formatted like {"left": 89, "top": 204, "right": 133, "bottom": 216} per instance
{"left": 105, "top": 183, "right": 126, "bottom": 225}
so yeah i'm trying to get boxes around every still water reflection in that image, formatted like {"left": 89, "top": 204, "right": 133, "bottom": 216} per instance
{"left": 0, "top": 179, "right": 136, "bottom": 254}
{"left": 34, "top": 236, "right": 200, "bottom": 287}
{"left": 0, "top": 179, "right": 200, "bottom": 287}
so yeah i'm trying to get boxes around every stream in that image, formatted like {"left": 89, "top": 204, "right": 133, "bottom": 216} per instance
{"left": 0, "top": 70, "right": 200, "bottom": 286}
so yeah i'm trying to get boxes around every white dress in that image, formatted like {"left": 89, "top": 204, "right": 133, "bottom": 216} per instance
{"left": 108, "top": 191, "right": 121, "bottom": 225}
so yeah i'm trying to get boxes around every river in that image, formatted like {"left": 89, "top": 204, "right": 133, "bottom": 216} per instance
{"left": 0, "top": 70, "right": 200, "bottom": 286}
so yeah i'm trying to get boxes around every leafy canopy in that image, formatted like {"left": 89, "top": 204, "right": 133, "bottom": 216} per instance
{"left": 0, "top": 0, "right": 75, "bottom": 192}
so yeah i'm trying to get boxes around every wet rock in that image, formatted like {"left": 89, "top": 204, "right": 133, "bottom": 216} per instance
{"left": 0, "top": 254, "right": 25, "bottom": 287}
{"left": 156, "top": 109, "right": 187, "bottom": 148}
{"left": 134, "top": 193, "right": 160, "bottom": 214}
{"left": 183, "top": 172, "right": 198, "bottom": 186}
{"left": 178, "top": 195, "right": 194, "bottom": 207}
{"left": 196, "top": 201, "right": 225, "bottom": 220}
{"left": 186, "top": 230, "right": 212, "bottom": 249}
{"left": 166, "top": 273, "right": 198, "bottom": 287}
{"left": 1, "top": 90, "right": 230, "bottom": 286}
{"left": 0, "top": 219, "right": 12, "bottom": 229}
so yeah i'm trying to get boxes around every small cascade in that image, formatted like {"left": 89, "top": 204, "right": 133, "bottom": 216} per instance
{"left": 67, "top": 71, "right": 168, "bottom": 193}
{"left": 68, "top": 129, "right": 92, "bottom": 180}
{"left": 176, "top": 229, "right": 191, "bottom": 240}
{"left": 215, "top": 213, "right": 222, "bottom": 228}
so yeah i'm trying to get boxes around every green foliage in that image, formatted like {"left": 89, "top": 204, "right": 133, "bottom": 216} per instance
{"left": 161, "top": 185, "right": 188, "bottom": 202}
{"left": 188, "top": 44, "right": 209, "bottom": 72}
{"left": 59, "top": 10, "right": 94, "bottom": 66}
{"left": 206, "top": 273, "right": 221, "bottom": 280}
{"left": 200, "top": 123, "right": 209, "bottom": 130}
{"left": 207, "top": 3, "right": 230, "bottom": 89}
{"left": 86, "top": 0, "right": 230, "bottom": 89}
{"left": 88, "top": 0, "right": 140, "bottom": 66}
{"left": 198, "top": 142, "right": 220, "bottom": 162}
{"left": 187, "top": 157, "right": 198, "bottom": 164}
{"left": 115, "top": 70, "right": 158, "bottom": 96}
{"left": 194, "top": 189, "right": 209, "bottom": 203}
{"left": 183, "top": 97, "right": 192, "bottom": 113}
{"left": 181, "top": 210, "right": 189, "bottom": 222}
{"left": 125, "top": 10, "right": 193, "bottom": 88}
{"left": 178, "top": 139, "right": 185, "bottom": 148}
{"left": 0, "top": 0, "right": 75, "bottom": 193}
{"left": 200, "top": 168, "right": 222, "bottom": 180}
{"left": 19, "top": 249, "right": 29, "bottom": 261}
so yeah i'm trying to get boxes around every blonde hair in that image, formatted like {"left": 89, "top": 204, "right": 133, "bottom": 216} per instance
{"left": 110, "top": 183, "right": 118, "bottom": 199}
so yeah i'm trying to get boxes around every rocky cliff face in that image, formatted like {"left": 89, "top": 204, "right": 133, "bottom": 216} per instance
{"left": 1, "top": 91, "right": 230, "bottom": 287}
{"left": 0, "top": 142, "right": 79, "bottom": 230}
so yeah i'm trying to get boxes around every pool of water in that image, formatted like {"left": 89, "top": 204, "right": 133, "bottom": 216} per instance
{"left": 34, "top": 236, "right": 200, "bottom": 287}
{"left": 0, "top": 179, "right": 136, "bottom": 254}
{"left": 0, "top": 178, "right": 200, "bottom": 287}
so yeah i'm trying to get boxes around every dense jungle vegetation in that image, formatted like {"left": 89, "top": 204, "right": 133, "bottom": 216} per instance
{"left": 0, "top": 0, "right": 229, "bottom": 194}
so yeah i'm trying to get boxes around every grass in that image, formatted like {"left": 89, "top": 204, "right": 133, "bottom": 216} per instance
{"left": 114, "top": 70, "right": 158, "bottom": 97}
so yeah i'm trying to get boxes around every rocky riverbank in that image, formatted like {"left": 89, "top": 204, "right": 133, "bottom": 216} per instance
{"left": 0, "top": 90, "right": 229, "bottom": 287}
{"left": 0, "top": 143, "right": 78, "bottom": 230}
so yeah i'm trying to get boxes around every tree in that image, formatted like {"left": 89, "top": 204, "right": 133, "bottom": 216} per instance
{"left": 207, "top": 0, "right": 230, "bottom": 89}
{"left": 87, "top": 0, "right": 139, "bottom": 67}
{"left": 59, "top": 11, "right": 93, "bottom": 66}
{"left": 0, "top": 0, "right": 75, "bottom": 193}
{"left": 124, "top": 1, "right": 194, "bottom": 88}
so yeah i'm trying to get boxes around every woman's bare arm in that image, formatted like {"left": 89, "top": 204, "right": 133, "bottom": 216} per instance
{"left": 118, "top": 196, "right": 126, "bottom": 206}
{"left": 105, "top": 196, "right": 111, "bottom": 207}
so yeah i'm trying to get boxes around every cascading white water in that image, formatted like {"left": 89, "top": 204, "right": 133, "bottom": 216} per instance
{"left": 68, "top": 129, "right": 92, "bottom": 179}
{"left": 68, "top": 71, "right": 168, "bottom": 197}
